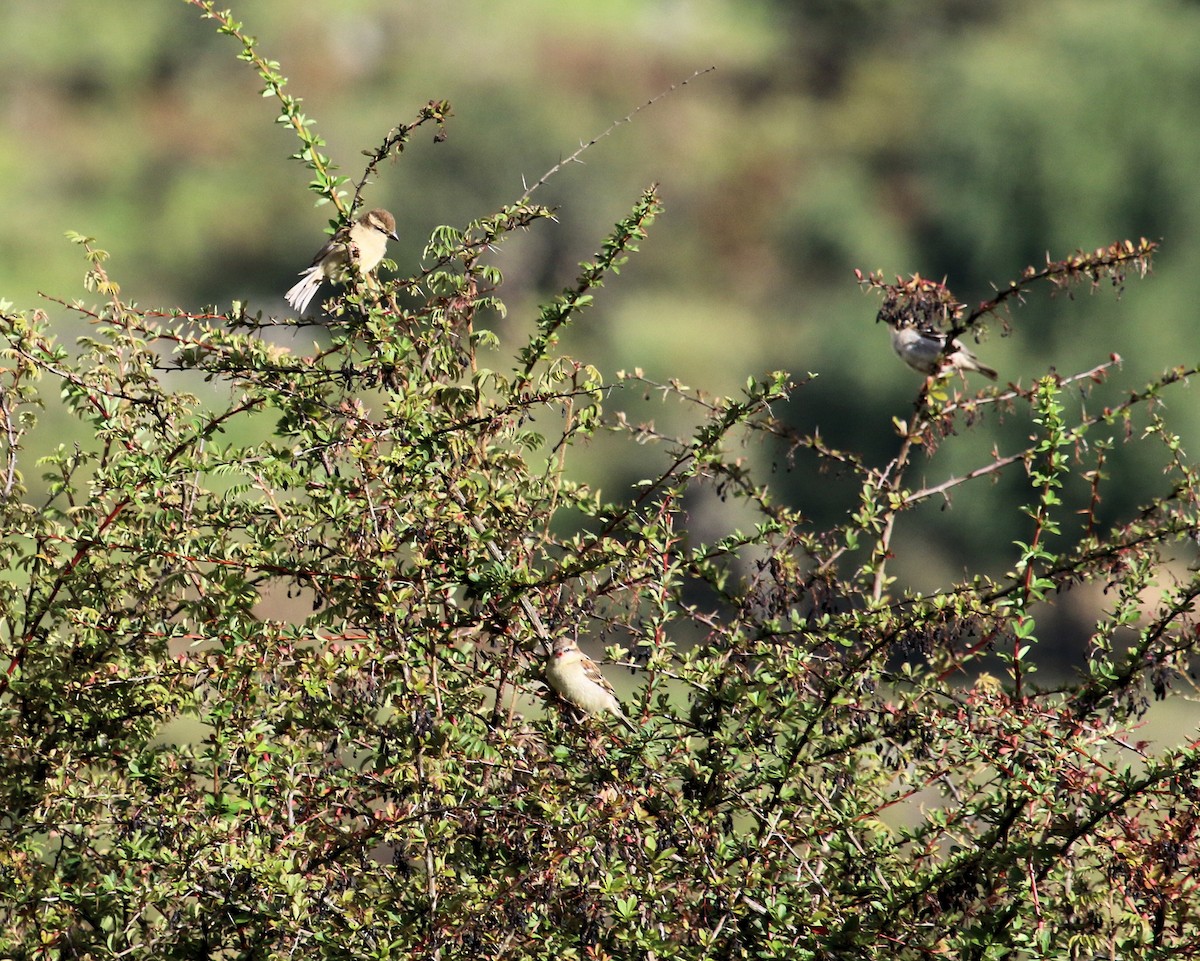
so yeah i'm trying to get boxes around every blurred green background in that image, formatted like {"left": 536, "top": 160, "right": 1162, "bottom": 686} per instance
{"left": 3, "top": 0, "right": 1200, "bottom": 663}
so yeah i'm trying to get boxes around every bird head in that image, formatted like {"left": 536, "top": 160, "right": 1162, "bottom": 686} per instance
{"left": 362, "top": 208, "right": 400, "bottom": 242}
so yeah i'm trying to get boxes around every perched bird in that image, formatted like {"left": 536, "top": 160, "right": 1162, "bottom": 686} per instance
{"left": 285, "top": 208, "right": 399, "bottom": 315}
{"left": 884, "top": 317, "right": 998, "bottom": 381}
{"left": 544, "top": 637, "right": 636, "bottom": 732}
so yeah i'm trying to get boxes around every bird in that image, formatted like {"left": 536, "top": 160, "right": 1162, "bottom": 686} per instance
{"left": 544, "top": 637, "right": 636, "bottom": 732}
{"left": 884, "top": 317, "right": 998, "bottom": 380}
{"left": 285, "top": 208, "right": 399, "bottom": 315}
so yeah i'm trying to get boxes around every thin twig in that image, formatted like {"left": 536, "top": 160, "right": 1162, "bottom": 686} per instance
{"left": 518, "top": 66, "right": 716, "bottom": 203}
{"left": 904, "top": 452, "right": 1027, "bottom": 506}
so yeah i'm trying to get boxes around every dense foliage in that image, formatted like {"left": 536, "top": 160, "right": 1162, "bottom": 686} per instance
{"left": 2, "top": 4, "right": 1198, "bottom": 960}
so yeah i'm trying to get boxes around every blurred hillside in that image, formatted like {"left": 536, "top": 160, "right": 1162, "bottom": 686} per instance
{"left": 3, "top": 0, "right": 1199, "bottom": 657}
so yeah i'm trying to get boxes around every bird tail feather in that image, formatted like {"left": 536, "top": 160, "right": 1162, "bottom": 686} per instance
{"left": 285, "top": 267, "right": 324, "bottom": 315}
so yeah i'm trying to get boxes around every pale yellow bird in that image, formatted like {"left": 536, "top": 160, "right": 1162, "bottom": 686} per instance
{"left": 285, "top": 208, "right": 399, "bottom": 315}
{"left": 544, "top": 637, "right": 636, "bottom": 732}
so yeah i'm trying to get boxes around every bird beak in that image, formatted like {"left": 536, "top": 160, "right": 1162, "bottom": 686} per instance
{"left": 389, "top": 229, "right": 400, "bottom": 242}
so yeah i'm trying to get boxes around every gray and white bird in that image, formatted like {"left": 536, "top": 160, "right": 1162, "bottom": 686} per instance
{"left": 544, "top": 637, "right": 636, "bottom": 732}
{"left": 285, "top": 208, "right": 399, "bottom": 315}
{"left": 884, "top": 318, "right": 998, "bottom": 381}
